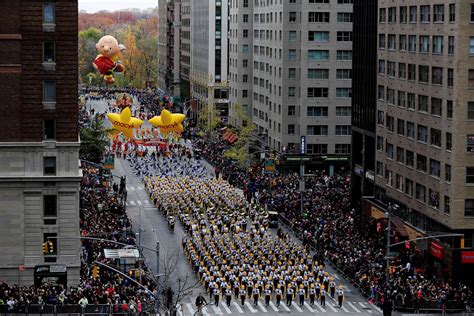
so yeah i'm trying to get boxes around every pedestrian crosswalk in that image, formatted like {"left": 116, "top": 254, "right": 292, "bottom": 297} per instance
{"left": 125, "top": 199, "right": 153, "bottom": 207}
{"left": 182, "top": 300, "right": 382, "bottom": 315}
{"left": 126, "top": 185, "right": 144, "bottom": 191}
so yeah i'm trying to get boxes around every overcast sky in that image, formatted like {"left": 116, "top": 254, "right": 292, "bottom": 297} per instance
{"left": 79, "top": 0, "right": 157, "bottom": 13}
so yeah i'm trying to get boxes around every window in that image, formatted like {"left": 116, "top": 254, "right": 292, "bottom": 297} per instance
{"left": 44, "top": 195, "right": 57, "bottom": 217}
{"left": 408, "top": 64, "right": 416, "bottom": 81}
{"left": 433, "top": 36, "right": 443, "bottom": 54}
{"left": 335, "top": 144, "right": 351, "bottom": 154}
{"left": 398, "top": 63, "right": 406, "bottom": 79}
{"left": 387, "top": 62, "right": 396, "bottom": 77}
{"left": 431, "top": 98, "right": 442, "bottom": 116}
{"left": 43, "top": 2, "right": 55, "bottom": 24}
{"left": 289, "top": 31, "right": 297, "bottom": 42}
{"left": 445, "top": 164, "right": 451, "bottom": 182}
{"left": 470, "top": 37, "right": 474, "bottom": 55}
{"left": 242, "top": 75, "right": 248, "bottom": 83}
{"left": 386, "top": 115, "right": 394, "bottom": 132}
{"left": 242, "top": 59, "right": 248, "bottom": 68}
{"left": 397, "top": 119, "right": 405, "bottom": 135}
{"left": 242, "top": 90, "right": 248, "bottom": 98}
{"left": 288, "top": 105, "right": 296, "bottom": 115}
{"left": 407, "top": 122, "right": 415, "bottom": 138}
{"left": 289, "top": 12, "right": 297, "bottom": 22}
{"left": 307, "top": 125, "right": 328, "bottom": 135}
{"left": 447, "top": 100, "right": 453, "bottom": 119}
{"left": 419, "top": 36, "right": 429, "bottom": 53}
{"left": 308, "top": 31, "right": 329, "bottom": 42}
{"left": 307, "top": 88, "right": 328, "bottom": 98}
{"left": 288, "top": 87, "right": 296, "bottom": 97}
{"left": 242, "top": 45, "right": 249, "bottom": 54}
{"left": 408, "top": 35, "right": 416, "bottom": 52}
{"left": 337, "top": 0, "right": 353, "bottom": 3}
{"left": 288, "top": 124, "right": 295, "bottom": 134}
{"left": 308, "top": 50, "right": 329, "bottom": 61}
{"left": 388, "top": 35, "right": 396, "bottom": 50}
{"left": 416, "top": 184, "right": 426, "bottom": 203}
{"left": 405, "top": 179, "right": 414, "bottom": 196}
{"left": 336, "top": 107, "right": 351, "bottom": 116}
{"left": 420, "top": 5, "right": 430, "bottom": 22}
{"left": 417, "top": 154, "right": 427, "bottom": 172}
{"left": 418, "top": 95, "right": 428, "bottom": 112}
{"left": 243, "top": 0, "right": 248, "bottom": 7}
{"left": 430, "top": 159, "right": 441, "bottom": 177}
{"left": 467, "top": 167, "right": 474, "bottom": 183}
{"left": 399, "top": 35, "right": 407, "bottom": 51}
{"left": 307, "top": 106, "right": 328, "bottom": 117}
{"left": 243, "top": 14, "right": 249, "bottom": 22}
{"left": 448, "top": 36, "right": 455, "bottom": 55}
{"left": 400, "top": 6, "right": 407, "bottom": 23}
{"left": 307, "top": 144, "right": 328, "bottom": 154}
{"left": 288, "top": 68, "right": 296, "bottom": 79}
{"left": 465, "top": 200, "right": 474, "bottom": 217}
{"left": 377, "top": 136, "right": 384, "bottom": 151}
{"left": 469, "top": 70, "right": 474, "bottom": 89}
{"left": 337, "top": 31, "right": 352, "bottom": 42}
{"left": 309, "top": 0, "right": 329, "bottom": 3}
{"left": 336, "top": 69, "right": 352, "bottom": 80}
{"left": 433, "top": 4, "right": 444, "bottom": 22}
{"left": 396, "top": 174, "right": 404, "bottom": 191}
{"left": 379, "top": 8, "right": 386, "bottom": 22}
{"left": 417, "top": 125, "right": 428, "bottom": 143}
{"left": 288, "top": 50, "right": 296, "bottom": 60}
{"left": 43, "top": 80, "right": 56, "bottom": 102}
{"left": 446, "top": 132, "right": 452, "bottom": 150}
{"left": 309, "top": 12, "right": 330, "bottom": 22}
{"left": 444, "top": 196, "right": 450, "bottom": 214}
{"left": 308, "top": 69, "right": 329, "bottom": 79}
{"left": 419, "top": 65, "right": 429, "bottom": 83}
{"left": 407, "top": 93, "right": 415, "bottom": 110}
{"left": 432, "top": 67, "right": 443, "bottom": 85}
{"left": 378, "top": 85, "right": 385, "bottom": 100}
{"left": 449, "top": 4, "right": 455, "bottom": 22}
{"left": 388, "top": 7, "right": 396, "bottom": 22}
{"left": 44, "top": 120, "right": 55, "bottom": 140}
{"left": 386, "top": 142, "right": 394, "bottom": 159}
{"left": 377, "top": 110, "right": 384, "bottom": 125}
{"left": 398, "top": 91, "right": 406, "bottom": 107}
{"left": 44, "top": 157, "right": 56, "bottom": 175}
{"left": 447, "top": 68, "right": 453, "bottom": 87}
{"left": 336, "top": 88, "right": 352, "bottom": 98}
{"left": 336, "top": 50, "right": 352, "bottom": 60}
{"left": 396, "top": 147, "right": 404, "bottom": 163}
{"left": 335, "top": 125, "right": 351, "bottom": 136}
{"left": 378, "top": 60, "right": 385, "bottom": 75}
{"left": 379, "top": 34, "right": 386, "bottom": 49}
{"left": 337, "top": 12, "right": 352, "bottom": 22}
{"left": 43, "top": 42, "right": 55, "bottom": 62}
{"left": 406, "top": 150, "right": 414, "bottom": 167}
{"left": 409, "top": 6, "right": 417, "bottom": 23}
{"left": 429, "top": 189, "right": 440, "bottom": 209}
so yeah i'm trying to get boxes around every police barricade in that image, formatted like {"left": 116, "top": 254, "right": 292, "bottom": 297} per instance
{"left": 56, "top": 304, "right": 83, "bottom": 314}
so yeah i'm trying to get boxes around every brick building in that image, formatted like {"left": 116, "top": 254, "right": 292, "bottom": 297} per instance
{"left": 0, "top": 0, "right": 81, "bottom": 286}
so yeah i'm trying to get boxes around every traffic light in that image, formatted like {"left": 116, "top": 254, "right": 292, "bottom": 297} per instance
{"left": 92, "top": 266, "right": 100, "bottom": 279}
{"left": 42, "top": 242, "right": 49, "bottom": 254}
{"left": 405, "top": 241, "right": 411, "bottom": 249}
{"left": 461, "top": 238, "right": 465, "bottom": 249}
{"left": 47, "top": 241, "right": 54, "bottom": 254}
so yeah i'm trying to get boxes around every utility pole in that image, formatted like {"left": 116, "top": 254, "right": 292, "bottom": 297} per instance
{"left": 300, "top": 136, "right": 306, "bottom": 214}
{"left": 153, "top": 228, "right": 161, "bottom": 314}
{"left": 385, "top": 203, "right": 398, "bottom": 286}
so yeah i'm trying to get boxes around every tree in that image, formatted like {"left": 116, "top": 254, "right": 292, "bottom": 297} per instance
{"left": 197, "top": 104, "right": 221, "bottom": 134}
{"left": 80, "top": 115, "right": 112, "bottom": 163}
{"left": 223, "top": 104, "right": 255, "bottom": 168}
{"left": 79, "top": 27, "right": 103, "bottom": 84}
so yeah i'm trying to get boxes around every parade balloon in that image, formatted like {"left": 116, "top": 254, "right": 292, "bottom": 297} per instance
{"left": 107, "top": 107, "right": 143, "bottom": 138}
{"left": 115, "top": 93, "right": 133, "bottom": 109}
{"left": 149, "top": 109, "right": 186, "bottom": 135}
{"left": 92, "top": 35, "right": 126, "bottom": 84}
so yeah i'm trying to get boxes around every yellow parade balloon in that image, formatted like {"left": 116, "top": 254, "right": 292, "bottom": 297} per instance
{"left": 107, "top": 107, "right": 143, "bottom": 138}
{"left": 148, "top": 109, "right": 185, "bottom": 135}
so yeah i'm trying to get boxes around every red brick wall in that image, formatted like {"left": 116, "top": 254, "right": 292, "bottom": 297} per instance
{"left": 0, "top": 1, "right": 78, "bottom": 142}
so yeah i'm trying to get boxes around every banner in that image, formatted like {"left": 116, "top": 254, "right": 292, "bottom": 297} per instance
{"left": 430, "top": 241, "right": 445, "bottom": 260}
{"left": 461, "top": 251, "right": 474, "bottom": 264}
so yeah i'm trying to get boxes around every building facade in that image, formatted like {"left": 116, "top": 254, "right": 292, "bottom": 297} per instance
{"left": 229, "top": 0, "right": 354, "bottom": 173}
{"left": 190, "top": 0, "right": 229, "bottom": 122}
{"left": 0, "top": 0, "right": 81, "bottom": 285}
{"left": 374, "top": 0, "right": 474, "bottom": 244}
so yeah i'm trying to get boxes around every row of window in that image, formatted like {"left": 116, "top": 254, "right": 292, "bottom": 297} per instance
{"left": 286, "top": 105, "right": 351, "bottom": 117}
{"left": 249, "top": 0, "right": 353, "bottom": 8}
{"left": 379, "top": 4, "right": 456, "bottom": 24}
{"left": 378, "top": 62, "right": 453, "bottom": 87}
{"left": 288, "top": 12, "right": 353, "bottom": 23}
{"left": 379, "top": 34, "right": 454, "bottom": 55}
{"left": 285, "top": 87, "right": 351, "bottom": 98}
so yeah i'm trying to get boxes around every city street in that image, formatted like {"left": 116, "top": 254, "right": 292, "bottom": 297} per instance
{"left": 88, "top": 98, "right": 383, "bottom": 315}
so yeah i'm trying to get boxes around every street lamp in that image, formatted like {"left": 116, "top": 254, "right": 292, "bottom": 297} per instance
{"left": 385, "top": 202, "right": 399, "bottom": 286}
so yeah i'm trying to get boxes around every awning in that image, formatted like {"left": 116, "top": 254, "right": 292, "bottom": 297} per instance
{"left": 371, "top": 207, "right": 386, "bottom": 220}
{"left": 391, "top": 216, "right": 408, "bottom": 237}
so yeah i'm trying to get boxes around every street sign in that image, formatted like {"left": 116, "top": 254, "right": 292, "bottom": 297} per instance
{"left": 300, "top": 136, "right": 306, "bottom": 154}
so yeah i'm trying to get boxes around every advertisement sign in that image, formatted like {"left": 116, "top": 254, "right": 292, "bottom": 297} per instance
{"left": 461, "top": 251, "right": 474, "bottom": 264}
{"left": 264, "top": 159, "right": 276, "bottom": 174}
{"left": 300, "top": 136, "right": 306, "bottom": 154}
{"left": 430, "top": 241, "right": 445, "bottom": 260}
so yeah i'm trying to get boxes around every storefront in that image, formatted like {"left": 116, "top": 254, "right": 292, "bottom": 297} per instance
{"left": 34, "top": 264, "right": 67, "bottom": 287}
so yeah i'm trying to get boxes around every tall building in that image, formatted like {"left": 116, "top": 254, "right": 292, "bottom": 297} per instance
{"left": 180, "top": 0, "right": 191, "bottom": 100}
{"left": 0, "top": 0, "right": 81, "bottom": 285}
{"left": 229, "top": 0, "right": 354, "bottom": 173}
{"left": 351, "top": 0, "right": 378, "bottom": 203}
{"left": 190, "top": 0, "right": 229, "bottom": 122}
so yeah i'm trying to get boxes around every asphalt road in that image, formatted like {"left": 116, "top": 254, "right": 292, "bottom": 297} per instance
{"left": 87, "top": 98, "right": 382, "bottom": 316}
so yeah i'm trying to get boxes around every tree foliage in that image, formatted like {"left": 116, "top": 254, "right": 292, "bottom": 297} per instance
{"left": 197, "top": 105, "right": 221, "bottom": 134}
{"left": 80, "top": 115, "right": 112, "bottom": 163}
{"left": 223, "top": 104, "right": 255, "bottom": 168}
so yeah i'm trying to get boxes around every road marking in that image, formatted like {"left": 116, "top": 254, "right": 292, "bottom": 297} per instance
{"left": 202, "top": 306, "right": 210, "bottom": 315}
{"left": 137, "top": 186, "right": 144, "bottom": 190}
{"left": 315, "top": 303, "right": 326, "bottom": 312}
{"left": 269, "top": 301, "right": 279, "bottom": 312}
{"left": 137, "top": 200, "right": 142, "bottom": 206}
{"left": 347, "top": 302, "right": 361, "bottom": 313}
{"left": 280, "top": 303, "right": 291, "bottom": 311}
{"left": 144, "top": 200, "right": 150, "bottom": 204}
{"left": 232, "top": 302, "right": 244, "bottom": 313}
{"left": 211, "top": 305, "right": 223, "bottom": 314}
{"left": 222, "top": 303, "right": 231, "bottom": 314}
{"left": 341, "top": 305, "right": 350, "bottom": 313}
{"left": 244, "top": 302, "right": 257, "bottom": 313}
{"left": 327, "top": 303, "right": 338, "bottom": 312}
{"left": 359, "top": 302, "right": 372, "bottom": 313}
{"left": 304, "top": 303, "right": 316, "bottom": 313}
{"left": 129, "top": 200, "right": 136, "bottom": 206}
{"left": 128, "top": 186, "right": 135, "bottom": 191}
{"left": 185, "top": 303, "right": 195, "bottom": 315}
{"left": 334, "top": 274, "right": 340, "bottom": 280}
{"left": 292, "top": 303, "right": 303, "bottom": 312}
{"left": 257, "top": 301, "right": 267, "bottom": 312}
{"left": 370, "top": 303, "right": 383, "bottom": 314}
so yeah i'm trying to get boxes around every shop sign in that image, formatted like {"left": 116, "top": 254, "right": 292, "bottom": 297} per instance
{"left": 430, "top": 241, "right": 445, "bottom": 260}
{"left": 461, "top": 251, "right": 474, "bottom": 264}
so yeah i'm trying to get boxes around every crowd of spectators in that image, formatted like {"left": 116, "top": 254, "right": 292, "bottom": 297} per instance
{"left": 197, "top": 134, "right": 473, "bottom": 312}
{"left": 0, "top": 165, "right": 157, "bottom": 313}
